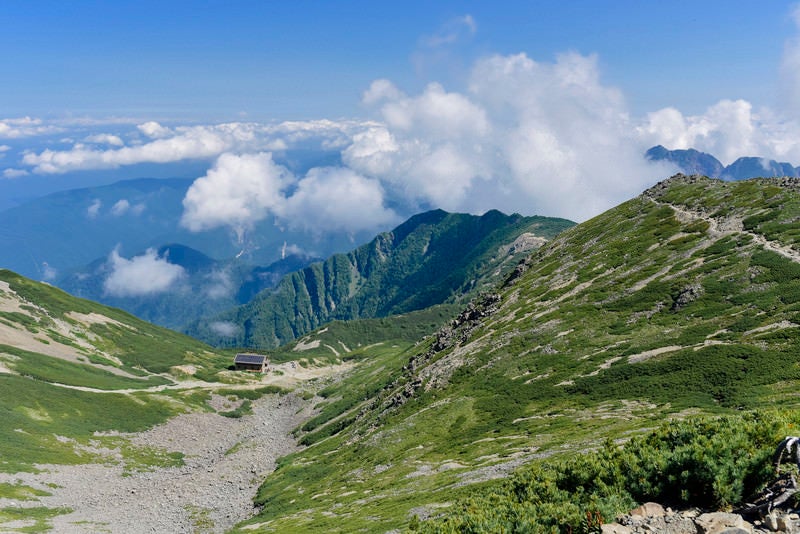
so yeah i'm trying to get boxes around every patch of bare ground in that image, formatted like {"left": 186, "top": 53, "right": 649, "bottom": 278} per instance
{"left": 627, "top": 345, "right": 684, "bottom": 363}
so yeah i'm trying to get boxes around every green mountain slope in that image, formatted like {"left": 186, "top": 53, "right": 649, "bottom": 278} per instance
{"left": 236, "top": 175, "right": 800, "bottom": 532}
{"left": 0, "top": 269, "right": 232, "bottom": 472}
{"left": 188, "top": 209, "right": 574, "bottom": 349}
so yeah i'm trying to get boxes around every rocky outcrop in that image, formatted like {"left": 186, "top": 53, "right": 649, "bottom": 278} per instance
{"left": 602, "top": 503, "right": 800, "bottom": 534}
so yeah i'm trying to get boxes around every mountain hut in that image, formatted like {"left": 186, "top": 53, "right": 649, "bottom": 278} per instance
{"left": 233, "top": 353, "right": 269, "bottom": 373}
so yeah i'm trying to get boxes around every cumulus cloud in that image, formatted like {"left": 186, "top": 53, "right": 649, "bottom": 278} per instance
{"left": 639, "top": 99, "right": 800, "bottom": 165}
{"left": 85, "top": 133, "right": 124, "bottom": 146}
{"left": 181, "top": 152, "right": 397, "bottom": 237}
{"left": 110, "top": 199, "right": 145, "bottom": 216}
{"left": 103, "top": 247, "right": 186, "bottom": 297}
{"left": 137, "top": 121, "right": 173, "bottom": 139}
{"left": 87, "top": 199, "right": 102, "bottom": 219}
{"left": 181, "top": 152, "right": 292, "bottom": 240}
{"left": 346, "top": 52, "right": 667, "bottom": 221}
{"left": 279, "top": 167, "right": 399, "bottom": 234}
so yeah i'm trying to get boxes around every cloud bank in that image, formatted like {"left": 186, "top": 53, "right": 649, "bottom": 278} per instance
{"left": 103, "top": 248, "right": 186, "bottom": 297}
{"left": 346, "top": 52, "right": 669, "bottom": 220}
{"left": 19, "top": 119, "right": 375, "bottom": 174}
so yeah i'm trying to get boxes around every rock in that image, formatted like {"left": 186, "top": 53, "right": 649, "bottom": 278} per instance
{"left": 630, "top": 502, "right": 666, "bottom": 517}
{"left": 602, "top": 523, "right": 633, "bottom": 534}
{"left": 695, "top": 512, "right": 750, "bottom": 534}
{"left": 764, "top": 511, "right": 780, "bottom": 531}
{"left": 777, "top": 512, "right": 800, "bottom": 534}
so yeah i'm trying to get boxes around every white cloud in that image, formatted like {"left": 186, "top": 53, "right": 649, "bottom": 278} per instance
{"left": 181, "top": 152, "right": 292, "bottom": 240}
{"left": 41, "top": 262, "right": 57, "bottom": 282}
{"left": 639, "top": 99, "right": 800, "bottom": 165}
{"left": 422, "top": 14, "right": 476, "bottom": 48}
{"left": 85, "top": 133, "right": 124, "bottom": 146}
{"left": 279, "top": 167, "right": 399, "bottom": 234}
{"left": 20, "top": 120, "right": 376, "bottom": 174}
{"left": 2, "top": 168, "right": 28, "bottom": 178}
{"left": 209, "top": 321, "right": 239, "bottom": 337}
{"left": 205, "top": 269, "right": 234, "bottom": 300}
{"left": 110, "top": 199, "right": 146, "bottom": 216}
{"left": 111, "top": 199, "right": 130, "bottom": 216}
{"left": 281, "top": 242, "right": 306, "bottom": 259}
{"left": 0, "top": 145, "right": 9, "bottom": 152}
{"left": 137, "top": 121, "right": 173, "bottom": 139}
{"left": 347, "top": 52, "right": 665, "bottom": 221}
{"left": 87, "top": 199, "right": 102, "bottom": 219}
{"left": 182, "top": 152, "right": 397, "bottom": 237}
{"left": 103, "top": 247, "right": 186, "bottom": 297}
{"left": 0, "top": 117, "right": 61, "bottom": 138}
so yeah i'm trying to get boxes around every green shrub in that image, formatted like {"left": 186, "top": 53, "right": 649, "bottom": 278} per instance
{"left": 414, "top": 411, "right": 795, "bottom": 533}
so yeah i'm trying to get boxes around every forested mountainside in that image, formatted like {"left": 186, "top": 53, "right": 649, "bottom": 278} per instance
{"left": 188, "top": 209, "right": 574, "bottom": 349}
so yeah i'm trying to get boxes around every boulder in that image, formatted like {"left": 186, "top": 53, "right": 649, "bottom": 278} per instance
{"left": 695, "top": 512, "right": 750, "bottom": 534}
{"left": 630, "top": 502, "right": 666, "bottom": 517}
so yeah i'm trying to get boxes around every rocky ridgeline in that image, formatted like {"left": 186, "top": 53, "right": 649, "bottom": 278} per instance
{"left": 603, "top": 502, "right": 800, "bottom": 534}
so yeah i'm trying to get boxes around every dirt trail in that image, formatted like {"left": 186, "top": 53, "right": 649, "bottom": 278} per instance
{"left": 40, "top": 360, "right": 355, "bottom": 394}
{"left": 652, "top": 200, "right": 800, "bottom": 264}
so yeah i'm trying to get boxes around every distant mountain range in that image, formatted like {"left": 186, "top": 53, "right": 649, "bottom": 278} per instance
{"left": 646, "top": 145, "right": 800, "bottom": 180}
{"left": 56, "top": 244, "right": 316, "bottom": 330}
{"left": 0, "top": 177, "right": 377, "bottom": 281}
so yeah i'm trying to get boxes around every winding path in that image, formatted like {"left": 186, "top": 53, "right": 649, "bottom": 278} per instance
{"left": 648, "top": 199, "right": 800, "bottom": 264}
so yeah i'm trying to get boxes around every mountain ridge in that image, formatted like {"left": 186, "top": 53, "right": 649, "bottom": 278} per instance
{"left": 647, "top": 145, "right": 800, "bottom": 180}
{"left": 186, "top": 209, "right": 574, "bottom": 349}
{"left": 239, "top": 174, "right": 800, "bottom": 532}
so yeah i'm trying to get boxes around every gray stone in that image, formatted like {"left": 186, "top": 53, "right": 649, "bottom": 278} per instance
{"left": 601, "top": 523, "right": 633, "bottom": 534}
{"left": 695, "top": 512, "right": 748, "bottom": 534}
{"left": 630, "top": 502, "right": 666, "bottom": 517}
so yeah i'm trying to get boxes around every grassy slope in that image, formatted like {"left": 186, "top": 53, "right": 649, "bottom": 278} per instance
{"left": 236, "top": 176, "right": 800, "bottom": 532}
{"left": 0, "top": 269, "right": 233, "bottom": 473}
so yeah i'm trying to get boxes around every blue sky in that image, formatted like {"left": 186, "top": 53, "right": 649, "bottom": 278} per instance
{"left": 3, "top": 1, "right": 796, "bottom": 119}
{"left": 3, "top": 1, "right": 800, "bottom": 228}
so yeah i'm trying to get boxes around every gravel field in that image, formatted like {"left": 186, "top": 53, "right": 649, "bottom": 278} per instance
{"left": 0, "top": 392, "right": 313, "bottom": 533}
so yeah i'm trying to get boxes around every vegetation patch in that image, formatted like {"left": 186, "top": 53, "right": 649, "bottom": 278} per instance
{"left": 0, "top": 505, "right": 72, "bottom": 532}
